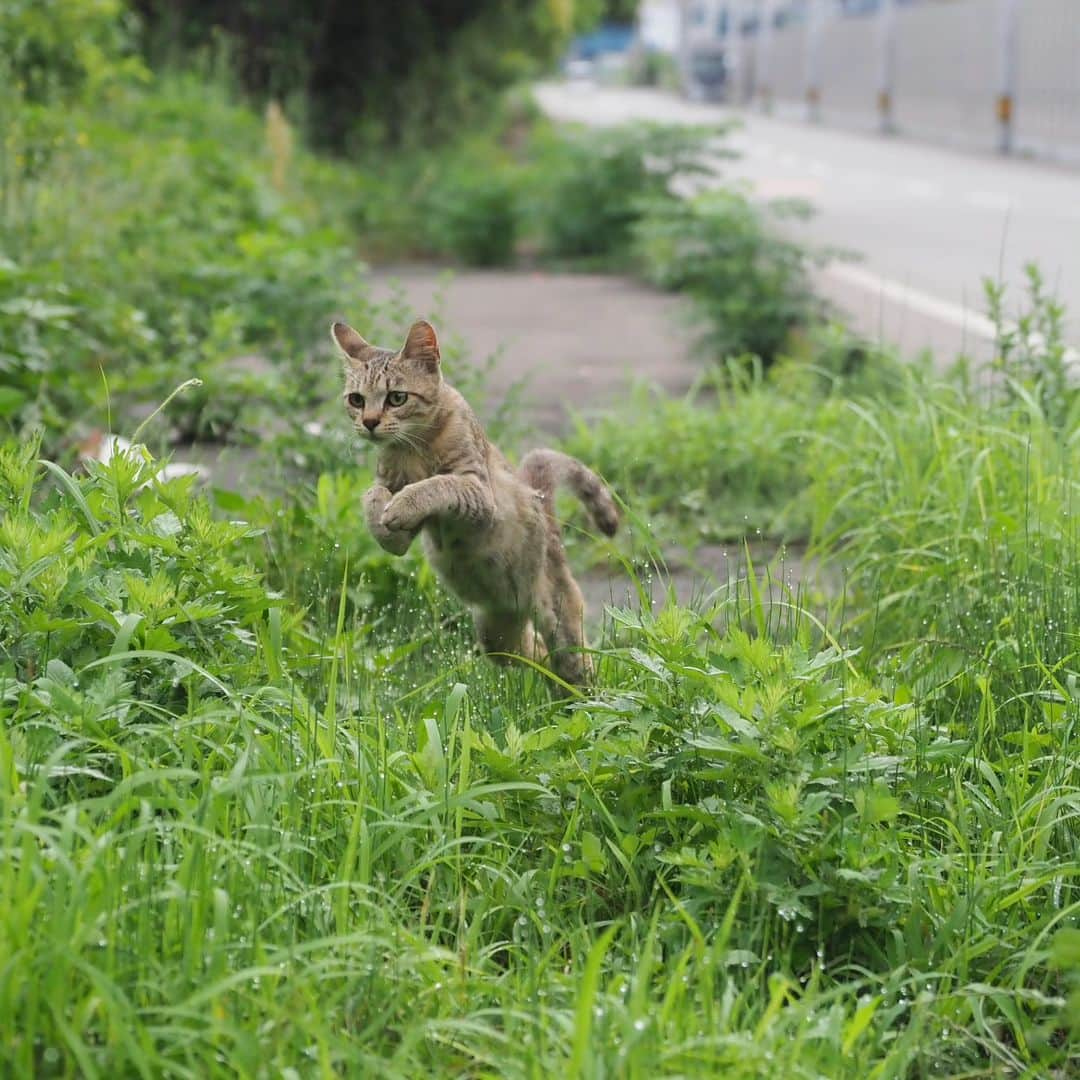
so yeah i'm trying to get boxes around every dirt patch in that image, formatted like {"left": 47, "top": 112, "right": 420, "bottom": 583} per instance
{"left": 578, "top": 540, "right": 842, "bottom": 623}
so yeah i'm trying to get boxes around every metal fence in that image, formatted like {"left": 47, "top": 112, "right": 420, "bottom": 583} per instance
{"left": 691, "top": 0, "right": 1080, "bottom": 161}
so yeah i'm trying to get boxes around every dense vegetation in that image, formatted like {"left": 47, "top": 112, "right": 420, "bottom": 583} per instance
{"left": 2, "top": 3, "right": 1079, "bottom": 1076}
{"left": 132, "top": 0, "right": 613, "bottom": 150}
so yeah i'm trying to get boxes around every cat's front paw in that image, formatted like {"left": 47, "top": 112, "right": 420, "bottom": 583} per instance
{"left": 381, "top": 491, "right": 425, "bottom": 533}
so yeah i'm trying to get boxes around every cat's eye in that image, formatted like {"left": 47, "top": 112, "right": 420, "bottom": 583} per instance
{"left": 346, "top": 392, "right": 364, "bottom": 408}
{"left": 386, "top": 391, "right": 408, "bottom": 407}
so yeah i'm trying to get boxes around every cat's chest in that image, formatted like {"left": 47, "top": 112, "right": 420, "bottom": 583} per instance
{"left": 377, "top": 448, "right": 435, "bottom": 492}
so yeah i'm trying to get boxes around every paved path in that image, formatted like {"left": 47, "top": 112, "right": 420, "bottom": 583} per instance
{"left": 368, "top": 266, "right": 700, "bottom": 434}
{"left": 535, "top": 81, "right": 1080, "bottom": 360}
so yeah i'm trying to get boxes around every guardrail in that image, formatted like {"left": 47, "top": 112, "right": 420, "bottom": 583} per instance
{"left": 697, "top": 0, "right": 1080, "bottom": 162}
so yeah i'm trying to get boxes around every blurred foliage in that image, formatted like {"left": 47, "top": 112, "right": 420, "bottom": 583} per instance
{"left": 634, "top": 190, "right": 825, "bottom": 363}
{"left": 132, "top": 0, "right": 608, "bottom": 151}
{"left": 427, "top": 152, "right": 521, "bottom": 268}
{"left": 527, "top": 123, "right": 716, "bottom": 260}
{"left": 621, "top": 47, "right": 682, "bottom": 90}
{"left": 0, "top": 0, "right": 147, "bottom": 101}
{"left": 354, "top": 115, "right": 719, "bottom": 270}
{"left": 0, "top": 63, "right": 387, "bottom": 454}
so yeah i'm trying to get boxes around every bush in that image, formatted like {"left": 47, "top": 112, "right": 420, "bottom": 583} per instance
{"left": 427, "top": 155, "right": 520, "bottom": 267}
{"left": 634, "top": 189, "right": 823, "bottom": 362}
{"left": 529, "top": 122, "right": 715, "bottom": 260}
{"left": 0, "top": 70, "right": 376, "bottom": 453}
{"left": 133, "top": 0, "right": 574, "bottom": 151}
{"left": 0, "top": 0, "right": 145, "bottom": 102}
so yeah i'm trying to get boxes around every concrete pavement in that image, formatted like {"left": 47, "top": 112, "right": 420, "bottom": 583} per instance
{"left": 534, "top": 81, "right": 1080, "bottom": 359}
{"left": 368, "top": 267, "right": 700, "bottom": 433}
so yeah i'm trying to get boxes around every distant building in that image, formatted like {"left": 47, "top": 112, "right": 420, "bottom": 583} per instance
{"left": 638, "top": 0, "right": 682, "bottom": 53}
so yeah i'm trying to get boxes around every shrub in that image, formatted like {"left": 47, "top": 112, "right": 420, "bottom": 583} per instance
{"left": 427, "top": 154, "right": 520, "bottom": 267}
{"left": 133, "top": 0, "right": 573, "bottom": 151}
{"left": 0, "top": 71, "right": 374, "bottom": 453}
{"left": 634, "top": 190, "right": 823, "bottom": 362}
{"left": 529, "top": 122, "right": 715, "bottom": 260}
{"left": 0, "top": 0, "right": 145, "bottom": 102}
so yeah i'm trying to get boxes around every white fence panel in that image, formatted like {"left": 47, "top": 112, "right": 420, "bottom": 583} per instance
{"left": 748, "top": 0, "right": 1080, "bottom": 160}
{"left": 1016, "top": 0, "right": 1080, "bottom": 156}
{"left": 817, "top": 8, "right": 879, "bottom": 127}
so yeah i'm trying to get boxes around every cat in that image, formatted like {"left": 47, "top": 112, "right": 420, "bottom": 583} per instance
{"left": 333, "top": 317, "right": 619, "bottom": 686}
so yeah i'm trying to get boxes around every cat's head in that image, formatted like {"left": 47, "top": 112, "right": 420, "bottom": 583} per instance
{"left": 332, "top": 319, "right": 442, "bottom": 445}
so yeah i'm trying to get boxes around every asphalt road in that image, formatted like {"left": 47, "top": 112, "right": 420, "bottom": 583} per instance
{"left": 534, "top": 82, "right": 1080, "bottom": 359}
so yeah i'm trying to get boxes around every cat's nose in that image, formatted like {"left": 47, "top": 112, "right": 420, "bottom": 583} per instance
{"left": 362, "top": 416, "right": 379, "bottom": 432}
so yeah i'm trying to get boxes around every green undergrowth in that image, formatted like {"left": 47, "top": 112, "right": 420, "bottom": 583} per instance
{"left": 0, "top": 62, "right": 384, "bottom": 455}
{"left": 2, "top": 400, "right": 1079, "bottom": 1073}
{"left": 564, "top": 327, "right": 911, "bottom": 547}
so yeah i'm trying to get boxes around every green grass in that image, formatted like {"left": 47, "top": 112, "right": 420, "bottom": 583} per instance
{"left": 2, "top": 17, "right": 1079, "bottom": 1074}
{"left": 2, "top": 405, "right": 1079, "bottom": 1074}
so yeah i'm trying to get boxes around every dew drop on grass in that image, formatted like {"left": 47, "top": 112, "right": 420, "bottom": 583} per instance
{"left": 633, "top": 1018, "right": 647, "bottom": 1033}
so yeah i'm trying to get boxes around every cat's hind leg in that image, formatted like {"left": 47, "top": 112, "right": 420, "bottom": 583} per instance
{"left": 535, "top": 559, "right": 593, "bottom": 687}
{"left": 474, "top": 610, "right": 544, "bottom": 666}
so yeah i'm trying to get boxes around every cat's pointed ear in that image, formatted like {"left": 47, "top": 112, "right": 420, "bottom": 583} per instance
{"left": 401, "top": 319, "right": 440, "bottom": 369}
{"left": 331, "top": 321, "right": 374, "bottom": 363}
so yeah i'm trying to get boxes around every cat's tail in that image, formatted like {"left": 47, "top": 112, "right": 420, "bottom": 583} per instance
{"left": 519, "top": 449, "right": 619, "bottom": 537}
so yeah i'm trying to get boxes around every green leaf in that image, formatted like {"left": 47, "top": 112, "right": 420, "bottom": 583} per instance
{"left": 0, "top": 387, "right": 27, "bottom": 417}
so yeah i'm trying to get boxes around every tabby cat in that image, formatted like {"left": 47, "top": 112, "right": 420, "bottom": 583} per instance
{"left": 333, "top": 318, "right": 618, "bottom": 685}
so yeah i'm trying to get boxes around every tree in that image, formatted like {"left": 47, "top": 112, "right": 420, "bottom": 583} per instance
{"left": 134, "top": 0, "right": 587, "bottom": 149}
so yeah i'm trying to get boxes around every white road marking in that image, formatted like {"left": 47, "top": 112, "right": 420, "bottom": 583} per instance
{"left": 755, "top": 177, "right": 824, "bottom": 199}
{"left": 825, "top": 263, "right": 998, "bottom": 339}
{"left": 827, "top": 262, "right": 1079, "bottom": 364}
